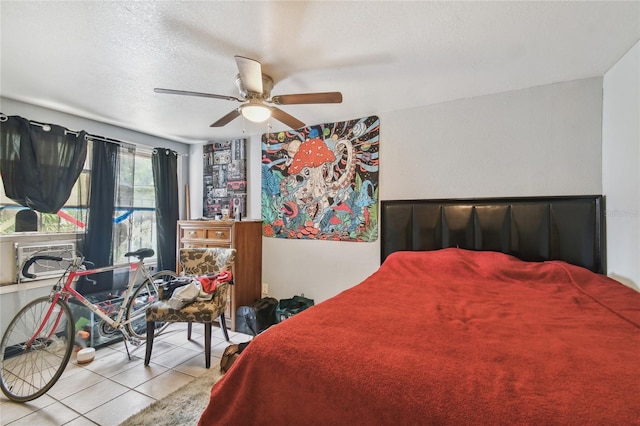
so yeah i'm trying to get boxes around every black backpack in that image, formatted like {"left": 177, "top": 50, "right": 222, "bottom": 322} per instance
{"left": 236, "top": 297, "right": 278, "bottom": 336}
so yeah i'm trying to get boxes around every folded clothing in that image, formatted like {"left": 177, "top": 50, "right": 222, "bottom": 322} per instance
{"left": 166, "top": 280, "right": 213, "bottom": 309}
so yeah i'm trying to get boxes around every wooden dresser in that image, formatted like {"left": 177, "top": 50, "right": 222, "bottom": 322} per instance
{"left": 176, "top": 220, "right": 262, "bottom": 331}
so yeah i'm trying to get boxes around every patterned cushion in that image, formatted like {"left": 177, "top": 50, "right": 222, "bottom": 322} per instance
{"left": 146, "top": 247, "right": 236, "bottom": 323}
{"left": 146, "top": 282, "right": 229, "bottom": 322}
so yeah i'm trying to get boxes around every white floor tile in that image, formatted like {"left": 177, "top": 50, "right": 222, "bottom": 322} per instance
{"left": 109, "top": 362, "right": 168, "bottom": 388}
{"left": 146, "top": 345, "right": 200, "bottom": 369}
{"left": 231, "top": 332, "right": 253, "bottom": 343}
{"left": 83, "top": 390, "right": 155, "bottom": 426}
{"left": 47, "top": 369, "right": 106, "bottom": 401}
{"left": 60, "top": 379, "right": 128, "bottom": 414}
{"left": 155, "top": 328, "right": 196, "bottom": 346}
{"left": 141, "top": 339, "right": 177, "bottom": 358}
{"left": 6, "top": 401, "right": 80, "bottom": 426}
{"left": 79, "top": 348, "right": 143, "bottom": 378}
{"left": 64, "top": 416, "right": 100, "bottom": 426}
{"left": 133, "top": 369, "right": 195, "bottom": 400}
{"left": 1, "top": 399, "right": 39, "bottom": 424}
{"left": 172, "top": 353, "right": 213, "bottom": 377}
{"left": 0, "top": 392, "right": 56, "bottom": 411}
{"left": 60, "top": 359, "right": 87, "bottom": 380}
{"left": 211, "top": 327, "right": 230, "bottom": 340}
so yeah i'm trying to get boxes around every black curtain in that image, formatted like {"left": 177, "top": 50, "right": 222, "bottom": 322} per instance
{"left": 0, "top": 115, "right": 87, "bottom": 213}
{"left": 78, "top": 140, "right": 119, "bottom": 294}
{"left": 152, "top": 148, "right": 179, "bottom": 272}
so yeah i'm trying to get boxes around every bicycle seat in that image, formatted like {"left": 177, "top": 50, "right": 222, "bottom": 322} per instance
{"left": 125, "top": 248, "right": 155, "bottom": 260}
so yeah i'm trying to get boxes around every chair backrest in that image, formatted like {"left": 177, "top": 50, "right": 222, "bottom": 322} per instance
{"left": 179, "top": 247, "right": 236, "bottom": 276}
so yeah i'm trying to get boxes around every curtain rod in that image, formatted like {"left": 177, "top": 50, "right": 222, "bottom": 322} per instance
{"left": 1, "top": 112, "right": 185, "bottom": 156}
{"left": 85, "top": 134, "right": 137, "bottom": 150}
{"left": 1, "top": 113, "right": 82, "bottom": 136}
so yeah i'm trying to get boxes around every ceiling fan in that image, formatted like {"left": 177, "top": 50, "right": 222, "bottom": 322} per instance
{"left": 154, "top": 56, "right": 343, "bottom": 129}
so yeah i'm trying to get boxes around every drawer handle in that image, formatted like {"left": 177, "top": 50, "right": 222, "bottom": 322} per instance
{"left": 188, "top": 231, "right": 196, "bottom": 236}
{"left": 215, "top": 231, "right": 224, "bottom": 237}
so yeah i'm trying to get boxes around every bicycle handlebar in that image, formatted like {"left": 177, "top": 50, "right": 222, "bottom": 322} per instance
{"left": 21, "top": 255, "right": 64, "bottom": 279}
{"left": 21, "top": 251, "right": 145, "bottom": 280}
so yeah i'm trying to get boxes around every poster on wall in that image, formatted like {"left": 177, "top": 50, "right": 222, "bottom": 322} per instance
{"left": 261, "top": 116, "right": 379, "bottom": 242}
{"left": 203, "top": 139, "right": 247, "bottom": 219}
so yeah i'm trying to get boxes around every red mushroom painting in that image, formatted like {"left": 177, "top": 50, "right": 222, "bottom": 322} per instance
{"left": 261, "top": 116, "right": 379, "bottom": 242}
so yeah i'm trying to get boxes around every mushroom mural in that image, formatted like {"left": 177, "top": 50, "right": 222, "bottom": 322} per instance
{"left": 280, "top": 137, "right": 352, "bottom": 224}
{"left": 261, "top": 116, "right": 380, "bottom": 242}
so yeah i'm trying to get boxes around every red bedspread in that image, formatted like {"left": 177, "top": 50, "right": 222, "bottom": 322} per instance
{"left": 199, "top": 249, "right": 640, "bottom": 425}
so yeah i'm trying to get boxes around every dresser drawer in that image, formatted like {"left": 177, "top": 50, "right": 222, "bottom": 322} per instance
{"left": 205, "top": 227, "right": 231, "bottom": 241}
{"left": 181, "top": 241, "right": 231, "bottom": 249}
{"left": 181, "top": 228, "right": 206, "bottom": 239}
{"left": 180, "top": 226, "right": 231, "bottom": 243}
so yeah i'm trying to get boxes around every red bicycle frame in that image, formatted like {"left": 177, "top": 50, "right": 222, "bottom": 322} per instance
{"left": 25, "top": 260, "right": 147, "bottom": 347}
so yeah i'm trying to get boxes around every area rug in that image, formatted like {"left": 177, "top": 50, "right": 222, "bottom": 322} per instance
{"left": 119, "top": 368, "right": 223, "bottom": 426}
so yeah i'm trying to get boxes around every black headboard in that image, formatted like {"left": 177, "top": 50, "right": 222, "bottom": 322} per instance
{"left": 381, "top": 195, "right": 605, "bottom": 274}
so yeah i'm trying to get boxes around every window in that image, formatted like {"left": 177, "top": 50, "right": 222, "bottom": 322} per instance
{"left": 0, "top": 141, "right": 157, "bottom": 265}
{"left": 112, "top": 148, "right": 157, "bottom": 264}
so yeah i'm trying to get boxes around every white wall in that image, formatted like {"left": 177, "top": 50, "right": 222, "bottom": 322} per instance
{"left": 189, "top": 77, "right": 604, "bottom": 302}
{"left": 379, "top": 78, "right": 602, "bottom": 200}
{"left": 603, "top": 41, "right": 640, "bottom": 291}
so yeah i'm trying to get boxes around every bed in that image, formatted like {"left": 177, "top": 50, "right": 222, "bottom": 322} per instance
{"left": 199, "top": 195, "right": 640, "bottom": 425}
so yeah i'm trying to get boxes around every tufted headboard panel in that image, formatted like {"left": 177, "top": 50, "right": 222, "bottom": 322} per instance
{"left": 381, "top": 195, "right": 605, "bottom": 273}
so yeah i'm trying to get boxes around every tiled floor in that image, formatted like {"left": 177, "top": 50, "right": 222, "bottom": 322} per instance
{"left": 0, "top": 323, "right": 251, "bottom": 426}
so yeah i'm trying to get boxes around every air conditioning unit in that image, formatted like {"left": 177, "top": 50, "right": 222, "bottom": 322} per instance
{"left": 15, "top": 242, "right": 76, "bottom": 281}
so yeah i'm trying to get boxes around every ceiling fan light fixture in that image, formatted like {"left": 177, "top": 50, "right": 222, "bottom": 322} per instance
{"left": 241, "top": 103, "right": 271, "bottom": 123}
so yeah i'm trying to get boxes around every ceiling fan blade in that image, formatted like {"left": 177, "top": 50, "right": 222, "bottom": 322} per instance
{"left": 234, "top": 56, "right": 263, "bottom": 94}
{"left": 271, "top": 92, "right": 343, "bottom": 105}
{"left": 210, "top": 109, "right": 241, "bottom": 127}
{"left": 154, "top": 87, "right": 241, "bottom": 102}
{"left": 270, "top": 107, "right": 305, "bottom": 129}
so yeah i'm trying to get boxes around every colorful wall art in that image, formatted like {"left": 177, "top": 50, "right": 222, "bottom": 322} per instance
{"left": 261, "top": 116, "right": 379, "bottom": 242}
{"left": 203, "top": 139, "right": 247, "bottom": 219}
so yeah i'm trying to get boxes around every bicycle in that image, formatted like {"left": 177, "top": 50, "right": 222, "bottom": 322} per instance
{"left": 0, "top": 248, "right": 177, "bottom": 402}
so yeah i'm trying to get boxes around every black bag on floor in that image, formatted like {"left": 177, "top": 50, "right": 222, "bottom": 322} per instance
{"left": 236, "top": 297, "right": 278, "bottom": 336}
{"left": 275, "top": 295, "right": 314, "bottom": 323}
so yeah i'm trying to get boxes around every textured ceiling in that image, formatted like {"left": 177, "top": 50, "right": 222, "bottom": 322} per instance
{"left": 1, "top": 1, "right": 638, "bottom": 144}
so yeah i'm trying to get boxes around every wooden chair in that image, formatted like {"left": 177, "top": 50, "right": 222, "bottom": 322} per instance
{"left": 144, "top": 247, "right": 236, "bottom": 368}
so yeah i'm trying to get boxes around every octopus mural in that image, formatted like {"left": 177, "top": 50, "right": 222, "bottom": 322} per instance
{"left": 261, "top": 116, "right": 379, "bottom": 242}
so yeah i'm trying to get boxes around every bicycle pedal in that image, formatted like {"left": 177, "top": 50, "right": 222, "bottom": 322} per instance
{"left": 118, "top": 329, "right": 141, "bottom": 347}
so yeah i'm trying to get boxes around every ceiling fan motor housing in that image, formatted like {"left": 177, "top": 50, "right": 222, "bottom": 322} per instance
{"left": 235, "top": 73, "right": 274, "bottom": 99}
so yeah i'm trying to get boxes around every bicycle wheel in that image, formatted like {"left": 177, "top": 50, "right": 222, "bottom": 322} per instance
{"left": 125, "top": 270, "right": 177, "bottom": 340}
{"left": 0, "top": 297, "right": 74, "bottom": 402}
